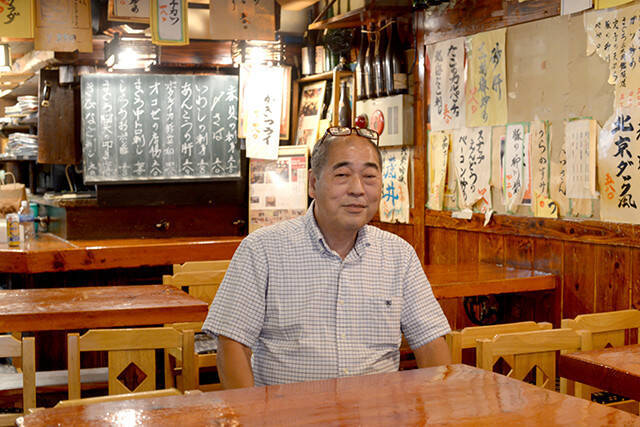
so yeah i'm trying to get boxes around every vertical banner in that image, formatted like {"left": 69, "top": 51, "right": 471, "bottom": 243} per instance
{"left": 452, "top": 127, "right": 491, "bottom": 209}
{"left": 564, "top": 118, "right": 598, "bottom": 199}
{"left": 530, "top": 120, "right": 550, "bottom": 198}
{"left": 35, "top": 0, "right": 92, "bottom": 52}
{"left": 465, "top": 28, "right": 507, "bottom": 127}
{"left": 209, "top": 0, "right": 275, "bottom": 41}
{"left": 504, "top": 123, "right": 526, "bottom": 212}
{"left": 428, "top": 37, "right": 466, "bottom": 131}
{"left": 151, "top": 0, "right": 188, "bottom": 45}
{"left": 380, "top": 147, "right": 411, "bottom": 223}
{"left": 598, "top": 108, "right": 640, "bottom": 223}
{"left": 0, "top": 0, "right": 34, "bottom": 38}
{"left": 427, "top": 131, "right": 450, "bottom": 211}
{"left": 245, "top": 65, "right": 283, "bottom": 160}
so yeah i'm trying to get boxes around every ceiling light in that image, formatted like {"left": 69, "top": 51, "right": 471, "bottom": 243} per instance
{"left": 231, "top": 40, "right": 285, "bottom": 67}
{"left": 104, "top": 33, "right": 157, "bottom": 71}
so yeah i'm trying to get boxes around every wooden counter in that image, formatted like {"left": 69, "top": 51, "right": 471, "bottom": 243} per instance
{"left": 0, "top": 234, "right": 243, "bottom": 274}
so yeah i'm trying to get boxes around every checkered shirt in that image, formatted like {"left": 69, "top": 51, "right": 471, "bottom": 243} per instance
{"left": 202, "top": 203, "right": 451, "bottom": 386}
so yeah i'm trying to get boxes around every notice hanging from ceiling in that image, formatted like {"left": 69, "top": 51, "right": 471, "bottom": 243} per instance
{"left": 452, "top": 127, "right": 491, "bottom": 209}
{"left": 209, "top": 0, "right": 275, "bottom": 41}
{"left": 244, "top": 65, "right": 283, "bottom": 160}
{"left": 465, "top": 28, "right": 507, "bottom": 128}
{"left": 428, "top": 37, "right": 466, "bottom": 131}
{"left": 427, "top": 131, "right": 450, "bottom": 211}
{"left": 0, "top": 0, "right": 34, "bottom": 38}
{"left": 151, "top": 0, "right": 189, "bottom": 45}
{"left": 35, "top": 0, "right": 92, "bottom": 52}
{"left": 109, "top": 0, "right": 150, "bottom": 22}
{"left": 598, "top": 108, "right": 640, "bottom": 223}
{"left": 380, "top": 147, "right": 411, "bottom": 224}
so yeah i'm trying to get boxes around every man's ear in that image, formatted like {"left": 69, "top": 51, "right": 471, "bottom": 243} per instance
{"left": 308, "top": 169, "right": 317, "bottom": 199}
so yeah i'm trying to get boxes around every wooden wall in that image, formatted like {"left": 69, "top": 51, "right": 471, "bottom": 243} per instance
{"left": 373, "top": 0, "right": 640, "bottom": 328}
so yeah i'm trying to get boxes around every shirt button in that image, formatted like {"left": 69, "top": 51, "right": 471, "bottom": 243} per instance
{"left": 344, "top": 369, "right": 349, "bottom": 374}
{"left": 338, "top": 300, "right": 344, "bottom": 305}
{"left": 341, "top": 333, "right": 346, "bottom": 339}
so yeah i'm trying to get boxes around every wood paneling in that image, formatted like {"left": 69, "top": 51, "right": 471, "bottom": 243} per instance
{"left": 456, "top": 231, "right": 479, "bottom": 264}
{"left": 595, "top": 246, "right": 631, "bottom": 312}
{"left": 478, "top": 233, "right": 504, "bottom": 264}
{"left": 426, "top": 228, "right": 457, "bottom": 264}
{"left": 504, "top": 235, "right": 533, "bottom": 269}
{"left": 563, "top": 242, "right": 595, "bottom": 318}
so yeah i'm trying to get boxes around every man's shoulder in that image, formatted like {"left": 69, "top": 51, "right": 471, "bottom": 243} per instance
{"left": 244, "top": 216, "right": 307, "bottom": 245}
{"left": 364, "top": 224, "right": 413, "bottom": 251}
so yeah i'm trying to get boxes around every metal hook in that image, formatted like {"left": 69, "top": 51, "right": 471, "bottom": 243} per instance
{"left": 41, "top": 81, "right": 52, "bottom": 107}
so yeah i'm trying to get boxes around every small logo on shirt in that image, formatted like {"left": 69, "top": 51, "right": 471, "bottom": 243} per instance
{"left": 385, "top": 300, "right": 392, "bottom": 306}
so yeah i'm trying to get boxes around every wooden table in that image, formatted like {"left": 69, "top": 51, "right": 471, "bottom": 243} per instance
{"left": 559, "top": 344, "right": 640, "bottom": 402}
{"left": 425, "top": 263, "right": 557, "bottom": 299}
{"left": 0, "top": 234, "right": 242, "bottom": 274}
{"left": 17, "top": 364, "right": 639, "bottom": 426}
{"left": 0, "top": 285, "right": 208, "bottom": 332}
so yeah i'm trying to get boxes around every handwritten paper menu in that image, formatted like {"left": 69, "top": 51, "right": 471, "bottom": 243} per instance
{"left": 151, "top": 0, "right": 189, "bottom": 45}
{"left": 452, "top": 127, "right": 491, "bottom": 209}
{"left": 564, "top": 119, "right": 598, "bottom": 199}
{"left": 0, "top": 0, "right": 34, "bottom": 38}
{"left": 466, "top": 28, "right": 507, "bottom": 127}
{"left": 429, "top": 37, "right": 466, "bottom": 131}
{"left": 35, "top": 0, "right": 92, "bottom": 52}
{"left": 81, "top": 74, "right": 240, "bottom": 183}
{"left": 598, "top": 108, "right": 640, "bottom": 223}
{"left": 209, "top": 0, "right": 275, "bottom": 41}
{"left": 244, "top": 65, "right": 283, "bottom": 160}
{"left": 112, "top": 0, "right": 150, "bottom": 21}
{"left": 427, "top": 131, "right": 450, "bottom": 210}
{"left": 504, "top": 123, "right": 526, "bottom": 212}
{"left": 380, "top": 147, "right": 411, "bottom": 223}
{"left": 444, "top": 140, "right": 459, "bottom": 211}
{"left": 530, "top": 121, "right": 550, "bottom": 197}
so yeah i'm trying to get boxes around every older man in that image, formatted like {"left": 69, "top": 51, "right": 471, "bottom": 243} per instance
{"left": 203, "top": 127, "right": 451, "bottom": 389}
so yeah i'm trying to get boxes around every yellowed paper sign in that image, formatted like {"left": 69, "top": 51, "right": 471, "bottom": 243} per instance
{"left": 598, "top": 108, "right": 640, "bottom": 223}
{"left": 0, "top": 0, "right": 34, "bottom": 38}
{"left": 534, "top": 192, "right": 558, "bottom": 218}
{"left": 465, "top": 28, "right": 507, "bottom": 127}
{"left": 427, "top": 131, "right": 450, "bottom": 211}
{"left": 452, "top": 127, "right": 492, "bottom": 209}
{"left": 504, "top": 123, "right": 526, "bottom": 212}
{"left": 549, "top": 148, "right": 570, "bottom": 217}
{"left": 429, "top": 37, "right": 466, "bottom": 131}
{"left": 530, "top": 121, "right": 550, "bottom": 197}
{"left": 564, "top": 119, "right": 598, "bottom": 199}
{"left": 490, "top": 125, "right": 506, "bottom": 207}
{"left": 444, "top": 141, "right": 459, "bottom": 211}
{"left": 595, "top": 0, "right": 634, "bottom": 9}
{"left": 380, "top": 147, "right": 411, "bottom": 224}
{"left": 35, "top": 0, "right": 92, "bottom": 53}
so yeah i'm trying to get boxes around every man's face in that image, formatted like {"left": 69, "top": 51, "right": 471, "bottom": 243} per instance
{"left": 309, "top": 135, "right": 382, "bottom": 235}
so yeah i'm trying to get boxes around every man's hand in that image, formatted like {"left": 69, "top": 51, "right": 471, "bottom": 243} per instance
{"left": 413, "top": 336, "right": 451, "bottom": 368}
{"left": 217, "top": 335, "right": 254, "bottom": 389}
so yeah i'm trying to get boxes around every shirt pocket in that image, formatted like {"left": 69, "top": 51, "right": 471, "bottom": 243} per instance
{"left": 363, "top": 295, "right": 403, "bottom": 348}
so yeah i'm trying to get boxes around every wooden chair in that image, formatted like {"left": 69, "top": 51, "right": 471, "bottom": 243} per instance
{"left": 562, "top": 309, "right": 640, "bottom": 413}
{"left": 476, "top": 328, "right": 589, "bottom": 391}
{"left": 0, "top": 335, "right": 35, "bottom": 427}
{"left": 163, "top": 260, "right": 230, "bottom": 391}
{"left": 446, "top": 321, "right": 553, "bottom": 364}
{"left": 66, "top": 327, "right": 195, "bottom": 401}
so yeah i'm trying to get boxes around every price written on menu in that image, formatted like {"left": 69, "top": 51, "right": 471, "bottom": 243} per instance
{"left": 81, "top": 74, "right": 241, "bottom": 184}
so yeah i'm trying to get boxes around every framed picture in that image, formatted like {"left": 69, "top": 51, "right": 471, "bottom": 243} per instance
{"left": 295, "top": 80, "right": 326, "bottom": 150}
{"left": 108, "top": 0, "right": 150, "bottom": 23}
{"left": 248, "top": 145, "right": 309, "bottom": 233}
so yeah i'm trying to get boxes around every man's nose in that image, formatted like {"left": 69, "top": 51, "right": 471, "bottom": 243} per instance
{"left": 347, "top": 174, "right": 365, "bottom": 195}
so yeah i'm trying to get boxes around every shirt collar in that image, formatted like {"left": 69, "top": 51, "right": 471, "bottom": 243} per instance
{"left": 303, "top": 201, "right": 371, "bottom": 259}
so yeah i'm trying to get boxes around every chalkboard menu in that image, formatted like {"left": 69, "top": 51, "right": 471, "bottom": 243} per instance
{"left": 81, "top": 74, "right": 241, "bottom": 184}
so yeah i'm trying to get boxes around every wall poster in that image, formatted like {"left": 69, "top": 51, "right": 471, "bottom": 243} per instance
{"left": 248, "top": 145, "right": 308, "bottom": 233}
{"left": 294, "top": 80, "right": 326, "bottom": 151}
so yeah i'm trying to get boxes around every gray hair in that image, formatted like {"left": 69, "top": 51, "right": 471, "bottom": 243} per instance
{"left": 310, "top": 134, "right": 382, "bottom": 176}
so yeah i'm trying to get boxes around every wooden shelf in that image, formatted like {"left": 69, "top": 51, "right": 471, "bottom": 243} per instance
{"left": 309, "top": 0, "right": 411, "bottom": 30}
{"left": 298, "top": 70, "right": 353, "bottom": 83}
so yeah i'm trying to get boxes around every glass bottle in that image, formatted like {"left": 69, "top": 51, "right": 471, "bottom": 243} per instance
{"left": 18, "top": 200, "right": 35, "bottom": 246}
{"left": 301, "top": 30, "right": 315, "bottom": 76}
{"left": 315, "top": 31, "right": 326, "bottom": 74}
{"left": 355, "top": 26, "right": 368, "bottom": 100}
{"left": 374, "top": 20, "right": 387, "bottom": 98}
{"left": 364, "top": 24, "right": 376, "bottom": 99}
{"left": 338, "top": 81, "right": 352, "bottom": 127}
{"left": 384, "top": 20, "right": 408, "bottom": 96}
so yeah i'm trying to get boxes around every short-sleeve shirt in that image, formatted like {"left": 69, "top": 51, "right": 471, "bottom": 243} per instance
{"left": 202, "top": 203, "right": 451, "bottom": 386}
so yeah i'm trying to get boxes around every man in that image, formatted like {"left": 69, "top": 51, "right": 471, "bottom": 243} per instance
{"left": 203, "top": 127, "right": 451, "bottom": 389}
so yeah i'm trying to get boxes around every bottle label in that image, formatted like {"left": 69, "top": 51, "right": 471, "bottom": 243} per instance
{"left": 7, "top": 214, "right": 20, "bottom": 247}
{"left": 394, "top": 73, "right": 408, "bottom": 90}
{"left": 315, "top": 46, "right": 326, "bottom": 74}
{"left": 19, "top": 214, "right": 34, "bottom": 223}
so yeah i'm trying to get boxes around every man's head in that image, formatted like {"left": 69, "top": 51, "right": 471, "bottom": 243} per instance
{"left": 309, "top": 128, "right": 383, "bottom": 239}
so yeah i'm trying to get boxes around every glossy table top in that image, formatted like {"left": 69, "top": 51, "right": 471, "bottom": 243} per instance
{"left": 0, "top": 233, "right": 242, "bottom": 273}
{"left": 425, "top": 263, "right": 557, "bottom": 298}
{"left": 0, "top": 285, "right": 208, "bottom": 332}
{"left": 17, "top": 364, "right": 639, "bottom": 426}
{"left": 559, "top": 344, "right": 640, "bottom": 402}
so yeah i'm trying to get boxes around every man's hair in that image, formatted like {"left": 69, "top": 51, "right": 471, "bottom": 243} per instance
{"left": 310, "top": 134, "right": 382, "bottom": 176}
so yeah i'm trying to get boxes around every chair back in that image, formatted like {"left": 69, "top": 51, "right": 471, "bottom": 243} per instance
{"left": 446, "top": 321, "right": 552, "bottom": 364}
{"left": 67, "top": 327, "right": 195, "bottom": 400}
{"left": 0, "top": 335, "right": 35, "bottom": 425}
{"left": 163, "top": 260, "right": 230, "bottom": 305}
{"left": 476, "top": 328, "right": 588, "bottom": 391}
{"left": 562, "top": 309, "right": 640, "bottom": 349}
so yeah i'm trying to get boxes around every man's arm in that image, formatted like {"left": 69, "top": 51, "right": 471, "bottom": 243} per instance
{"left": 217, "top": 335, "right": 254, "bottom": 389}
{"left": 413, "top": 336, "right": 451, "bottom": 368}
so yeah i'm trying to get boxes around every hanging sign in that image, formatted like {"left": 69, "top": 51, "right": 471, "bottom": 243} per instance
{"left": 0, "top": 0, "right": 34, "bottom": 38}
{"left": 151, "top": 0, "right": 189, "bottom": 45}
{"left": 245, "top": 65, "right": 283, "bottom": 160}
{"left": 35, "top": 0, "right": 92, "bottom": 52}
